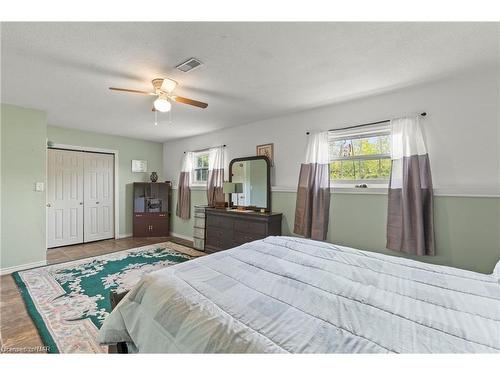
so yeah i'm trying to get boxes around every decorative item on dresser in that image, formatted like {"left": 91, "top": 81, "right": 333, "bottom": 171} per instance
{"left": 205, "top": 155, "right": 282, "bottom": 252}
{"left": 150, "top": 171, "right": 158, "bottom": 182}
{"left": 204, "top": 208, "right": 282, "bottom": 253}
{"left": 133, "top": 182, "right": 171, "bottom": 237}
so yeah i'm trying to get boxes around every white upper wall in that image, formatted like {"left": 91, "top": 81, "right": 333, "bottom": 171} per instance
{"left": 163, "top": 67, "right": 500, "bottom": 195}
{"left": 2, "top": 23, "right": 499, "bottom": 142}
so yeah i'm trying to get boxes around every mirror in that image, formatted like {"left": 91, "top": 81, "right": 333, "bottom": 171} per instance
{"left": 229, "top": 156, "right": 271, "bottom": 211}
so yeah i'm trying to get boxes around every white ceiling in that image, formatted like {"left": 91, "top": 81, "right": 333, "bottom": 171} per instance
{"left": 1, "top": 22, "right": 499, "bottom": 142}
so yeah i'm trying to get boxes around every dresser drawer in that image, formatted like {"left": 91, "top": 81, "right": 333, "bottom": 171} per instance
{"left": 206, "top": 214, "right": 234, "bottom": 229}
{"left": 204, "top": 209, "right": 282, "bottom": 253}
{"left": 206, "top": 227, "right": 223, "bottom": 242}
{"left": 205, "top": 236, "right": 224, "bottom": 251}
{"left": 194, "top": 216, "right": 206, "bottom": 229}
{"left": 206, "top": 228, "right": 232, "bottom": 249}
{"left": 233, "top": 232, "right": 261, "bottom": 246}
{"left": 193, "top": 227, "right": 205, "bottom": 239}
{"left": 234, "top": 219, "right": 266, "bottom": 236}
{"left": 193, "top": 238, "right": 204, "bottom": 251}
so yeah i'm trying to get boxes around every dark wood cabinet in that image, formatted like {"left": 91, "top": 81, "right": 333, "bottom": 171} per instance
{"left": 133, "top": 182, "right": 170, "bottom": 237}
{"left": 205, "top": 208, "right": 282, "bottom": 253}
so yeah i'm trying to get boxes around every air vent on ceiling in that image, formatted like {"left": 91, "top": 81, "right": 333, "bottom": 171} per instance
{"left": 176, "top": 58, "right": 203, "bottom": 73}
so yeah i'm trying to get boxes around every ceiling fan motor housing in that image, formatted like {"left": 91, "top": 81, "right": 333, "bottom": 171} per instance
{"left": 152, "top": 78, "right": 164, "bottom": 91}
{"left": 152, "top": 78, "right": 178, "bottom": 94}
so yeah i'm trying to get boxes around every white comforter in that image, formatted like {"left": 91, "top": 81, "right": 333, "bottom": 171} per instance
{"left": 98, "top": 236, "right": 500, "bottom": 353}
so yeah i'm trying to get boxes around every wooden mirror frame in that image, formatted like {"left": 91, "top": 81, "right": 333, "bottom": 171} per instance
{"left": 228, "top": 155, "right": 271, "bottom": 212}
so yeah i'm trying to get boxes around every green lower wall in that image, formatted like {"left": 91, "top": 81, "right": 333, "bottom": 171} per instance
{"left": 1, "top": 107, "right": 166, "bottom": 270}
{"left": 47, "top": 126, "right": 164, "bottom": 236}
{"left": 1, "top": 104, "right": 48, "bottom": 269}
{"left": 171, "top": 189, "right": 209, "bottom": 237}
{"left": 171, "top": 190, "right": 500, "bottom": 274}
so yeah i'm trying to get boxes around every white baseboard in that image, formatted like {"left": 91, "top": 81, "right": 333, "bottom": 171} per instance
{"left": 117, "top": 232, "right": 194, "bottom": 241}
{"left": 170, "top": 232, "right": 194, "bottom": 242}
{"left": 0, "top": 260, "right": 47, "bottom": 275}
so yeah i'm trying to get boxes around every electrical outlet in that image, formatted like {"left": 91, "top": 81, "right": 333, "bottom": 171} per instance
{"left": 35, "top": 182, "right": 45, "bottom": 192}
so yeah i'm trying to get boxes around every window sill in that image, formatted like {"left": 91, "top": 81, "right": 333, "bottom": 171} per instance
{"left": 190, "top": 185, "right": 207, "bottom": 191}
{"left": 271, "top": 186, "right": 388, "bottom": 195}
{"left": 330, "top": 186, "right": 388, "bottom": 194}
{"left": 331, "top": 182, "right": 388, "bottom": 189}
{"left": 330, "top": 182, "right": 388, "bottom": 194}
{"left": 171, "top": 185, "right": 207, "bottom": 190}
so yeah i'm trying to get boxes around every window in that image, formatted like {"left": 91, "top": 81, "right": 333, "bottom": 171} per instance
{"left": 328, "top": 124, "right": 391, "bottom": 185}
{"left": 191, "top": 151, "right": 209, "bottom": 185}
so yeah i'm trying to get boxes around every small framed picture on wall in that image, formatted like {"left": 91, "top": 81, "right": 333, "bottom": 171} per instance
{"left": 131, "top": 159, "right": 148, "bottom": 173}
{"left": 256, "top": 143, "right": 274, "bottom": 166}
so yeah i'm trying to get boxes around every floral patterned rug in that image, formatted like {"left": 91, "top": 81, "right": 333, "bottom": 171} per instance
{"left": 13, "top": 241, "right": 203, "bottom": 353}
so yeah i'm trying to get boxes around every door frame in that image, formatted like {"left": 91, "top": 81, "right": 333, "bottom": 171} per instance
{"left": 46, "top": 143, "right": 120, "bottom": 246}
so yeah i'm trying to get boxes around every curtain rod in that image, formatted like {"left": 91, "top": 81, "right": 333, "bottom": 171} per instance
{"left": 306, "top": 112, "right": 427, "bottom": 135}
{"left": 184, "top": 144, "right": 226, "bottom": 154}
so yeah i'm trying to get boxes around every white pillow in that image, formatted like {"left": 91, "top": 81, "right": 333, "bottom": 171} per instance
{"left": 493, "top": 260, "right": 500, "bottom": 281}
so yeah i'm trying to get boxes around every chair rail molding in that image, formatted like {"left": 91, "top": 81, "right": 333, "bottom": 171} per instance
{"left": 270, "top": 185, "right": 499, "bottom": 198}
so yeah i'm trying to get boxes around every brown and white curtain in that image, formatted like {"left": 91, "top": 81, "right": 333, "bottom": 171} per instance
{"left": 386, "top": 116, "right": 435, "bottom": 255}
{"left": 176, "top": 152, "right": 193, "bottom": 220}
{"left": 294, "top": 131, "right": 330, "bottom": 241}
{"left": 207, "top": 146, "right": 225, "bottom": 207}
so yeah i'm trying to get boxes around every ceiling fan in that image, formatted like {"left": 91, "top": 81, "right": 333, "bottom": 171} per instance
{"left": 109, "top": 78, "right": 208, "bottom": 112}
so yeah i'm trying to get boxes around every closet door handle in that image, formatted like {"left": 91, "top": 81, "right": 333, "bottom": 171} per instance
{"left": 96, "top": 201, "right": 100, "bottom": 204}
{"left": 46, "top": 203, "right": 51, "bottom": 207}
{"left": 79, "top": 202, "right": 83, "bottom": 205}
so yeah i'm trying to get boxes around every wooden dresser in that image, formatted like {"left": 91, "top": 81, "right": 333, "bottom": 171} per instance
{"left": 204, "top": 208, "right": 282, "bottom": 253}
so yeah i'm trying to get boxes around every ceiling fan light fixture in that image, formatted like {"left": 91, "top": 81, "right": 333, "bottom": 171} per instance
{"left": 153, "top": 97, "right": 172, "bottom": 112}
{"left": 160, "top": 78, "right": 177, "bottom": 93}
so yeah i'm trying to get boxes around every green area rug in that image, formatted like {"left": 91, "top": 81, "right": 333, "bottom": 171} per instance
{"left": 13, "top": 241, "right": 202, "bottom": 353}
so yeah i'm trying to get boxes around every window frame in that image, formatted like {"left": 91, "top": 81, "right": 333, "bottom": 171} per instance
{"left": 328, "top": 125, "right": 392, "bottom": 188}
{"left": 190, "top": 151, "right": 210, "bottom": 186}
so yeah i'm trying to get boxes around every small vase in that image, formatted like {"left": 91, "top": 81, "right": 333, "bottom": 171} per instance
{"left": 150, "top": 172, "right": 158, "bottom": 183}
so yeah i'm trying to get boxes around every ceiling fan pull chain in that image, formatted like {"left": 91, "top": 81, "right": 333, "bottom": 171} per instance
{"left": 154, "top": 108, "right": 158, "bottom": 126}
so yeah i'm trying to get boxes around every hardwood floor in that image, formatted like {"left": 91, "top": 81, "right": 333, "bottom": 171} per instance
{"left": 0, "top": 236, "right": 194, "bottom": 353}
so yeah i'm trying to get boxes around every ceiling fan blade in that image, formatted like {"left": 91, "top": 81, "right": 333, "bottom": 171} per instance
{"left": 109, "top": 87, "right": 156, "bottom": 95}
{"left": 173, "top": 96, "right": 208, "bottom": 109}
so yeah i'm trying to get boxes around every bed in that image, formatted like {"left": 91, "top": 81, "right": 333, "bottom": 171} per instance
{"left": 98, "top": 236, "right": 500, "bottom": 353}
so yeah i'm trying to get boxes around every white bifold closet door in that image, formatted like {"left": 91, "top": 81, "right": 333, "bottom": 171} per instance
{"left": 47, "top": 149, "right": 114, "bottom": 248}
{"left": 83, "top": 152, "right": 114, "bottom": 242}
{"left": 47, "top": 149, "right": 85, "bottom": 247}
